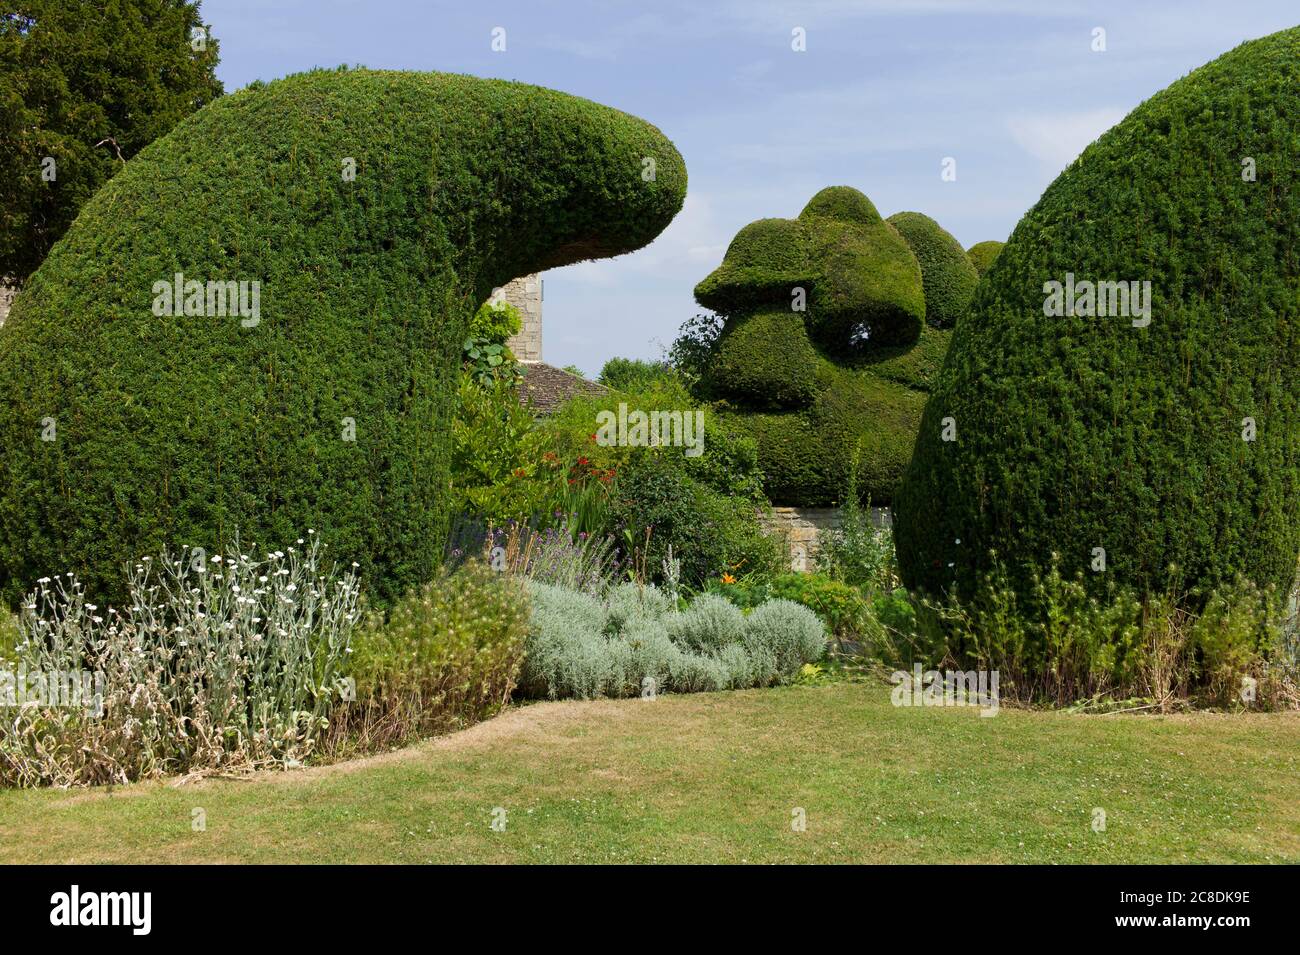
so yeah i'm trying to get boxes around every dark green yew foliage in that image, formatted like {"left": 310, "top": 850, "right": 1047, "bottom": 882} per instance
{"left": 694, "top": 186, "right": 953, "bottom": 506}
{"left": 966, "top": 240, "right": 1004, "bottom": 277}
{"left": 896, "top": 27, "right": 1300, "bottom": 606}
{"left": 0, "top": 68, "right": 685, "bottom": 604}
{"left": 0, "top": 0, "right": 224, "bottom": 283}
{"left": 886, "top": 212, "right": 979, "bottom": 329}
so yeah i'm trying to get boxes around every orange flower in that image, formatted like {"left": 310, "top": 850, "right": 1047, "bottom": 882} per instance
{"left": 720, "top": 572, "right": 736, "bottom": 585}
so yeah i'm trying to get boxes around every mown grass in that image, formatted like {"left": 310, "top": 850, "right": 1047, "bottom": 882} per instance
{"left": 0, "top": 682, "right": 1296, "bottom": 863}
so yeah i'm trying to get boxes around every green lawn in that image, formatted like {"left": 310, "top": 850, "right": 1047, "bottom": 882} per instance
{"left": 1, "top": 682, "right": 1296, "bottom": 863}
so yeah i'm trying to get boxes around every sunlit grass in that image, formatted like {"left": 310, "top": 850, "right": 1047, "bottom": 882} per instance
{"left": 1, "top": 681, "right": 1295, "bottom": 864}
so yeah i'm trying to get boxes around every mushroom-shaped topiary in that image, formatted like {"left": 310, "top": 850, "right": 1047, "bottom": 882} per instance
{"left": 694, "top": 186, "right": 960, "bottom": 506}
{"left": 886, "top": 212, "right": 979, "bottom": 328}
{"left": 966, "top": 240, "right": 1004, "bottom": 277}
{"left": 0, "top": 68, "right": 686, "bottom": 604}
{"left": 896, "top": 26, "right": 1300, "bottom": 607}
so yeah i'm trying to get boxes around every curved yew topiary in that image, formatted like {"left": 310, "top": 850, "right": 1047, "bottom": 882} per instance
{"left": 896, "top": 28, "right": 1300, "bottom": 604}
{"left": 0, "top": 68, "right": 686, "bottom": 603}
{"left": 886, "top": 212, "right": 979, "bottom": 328}
{"left": 966, "top": 240, "right": 1004, "bottom": 277}
{"left": 695, "top": 186, "right": 952, "bottom": 506}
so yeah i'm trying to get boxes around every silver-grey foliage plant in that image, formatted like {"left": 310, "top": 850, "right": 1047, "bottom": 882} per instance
{"left": 522, "top": 581, "right": 826, "bottom": 700}
{"left": 0, "top": 534, "right": 360, "bottom": 788}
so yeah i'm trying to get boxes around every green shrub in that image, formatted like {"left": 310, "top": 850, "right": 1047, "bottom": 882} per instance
{"left": 896, "top": 28, "right": 1300, "bottom": 607}
{"left": 0, "top": 67, "right": 685, "bottom": 606}
{"left": 668, "top": 592, "right": 745, "bottom": 651}
{"left": 919, "top": 560, "right": 1295, "bottom": 709}
{"left": 605, "top": 581, "right": 675, "bottom": 630}
{"left": 767, "top": 574, "right": 868, "bottom": 638}
{"left": 520, "top": 583, "right": 825, "bottom": 699}
{"left": 872, "top": 589, "right": 917, "bottom": 640}
{"left": 598, "top": 357, "right": 680, "bottom": 393}
{"left": 470, "top": 298, "right": 522, "bottom": 345}
{"left": 0, "top": 0, "right": 224, "bottom": 283}
{"left": 711, "top": 572, "right": 868, "bottom": 640}
{"left": 743, "top": 598, "right": 829, "bottom": 677}
{"left": 708, "top": 309, "right": 821, "bottom": 409}
{"left": 451, "top": 374, "right": 556, "bottom": 524}
{"left": 609, "top": 451, "right": 782, "bottom": 588}
{"left": 815, "top": 449, "right": 899, "bottom": 592}
{"left": 886, "top": 211, "right": 979, "bottom": 329}
{"left": 965, "top": 240, "right": 1004, "bottom": 277}
{"left": 667, "top": 312, "right": 724, "bottom": 386}
{"left": 342, "top": 560, "right": 530, "bottom": 750}
{"left": 1189, "top": 578, "right": 1282, "bottom": 707}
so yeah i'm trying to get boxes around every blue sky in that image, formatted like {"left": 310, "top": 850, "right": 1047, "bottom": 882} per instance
{"left": 204, "top": 0, "right": 1298, "bottom": 375}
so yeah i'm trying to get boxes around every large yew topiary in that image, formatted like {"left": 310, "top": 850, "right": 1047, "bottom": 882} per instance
{"left": 695, "top": 186, "right": 959, "bottom": 506}
{"left": 896, "top": 28, "right": 1300, "bottom": 604}
{"left": 0, "top": 68, "right": 685, "bottom": 604}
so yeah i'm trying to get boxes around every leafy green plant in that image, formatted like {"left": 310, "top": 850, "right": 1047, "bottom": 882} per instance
{"left": 463, "top": 337, "right": 518, "bottom": 387}
{"left": 918, "top": 555, "right": 1297, "bottom": 710}
{"left": 599, "top": 357, "right": 680, "bottom": 392}
{"left": 470, "top": 298, "right": 522, "bottom": 344}
{"left": 816, "top": 446, "right": 899, "bottom": 594}
{"left": 896, "top": 27, "right": 1300, "bottom": 608}
{"left": 668, "top": 312, "right": 724, "bottom": 388}
{"left": 609, "top": 450, "right": 781, "bottom": 589}
{"left": 450, "top": 374, "right": 556, "bottom": 525}
{"left": 463, "top": 299, "right": 523, "bottom": 386}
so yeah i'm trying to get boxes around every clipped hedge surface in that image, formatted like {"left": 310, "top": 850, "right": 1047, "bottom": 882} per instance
{"left": 695, "top": 186, "right": 923, "bottom": 347}
{"left": 886, "top": 211, "right": 979, "bottom": 329}
{"left": 896, "top": 28, "right": 1300, "bottom": 604}
{"left": 966, "top": 240, "right": 1004, "bottom": 277}
{"left": 709, "top": 308, "right": 821, "bottom": 409}
{"left": 0, "top": 68, "right": 685, "bottom": 604}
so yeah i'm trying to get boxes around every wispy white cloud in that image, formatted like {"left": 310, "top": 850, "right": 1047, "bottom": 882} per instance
{"left": 1005, "top": 107, "right": 1126, "bottom": 171}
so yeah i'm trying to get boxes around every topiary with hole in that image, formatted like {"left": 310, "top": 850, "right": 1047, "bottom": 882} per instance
{"left": 0, "top": 67, "right": 686, "bottom": 604}
{"left": 693, "top": 186, "right": 961, "bottom": 506}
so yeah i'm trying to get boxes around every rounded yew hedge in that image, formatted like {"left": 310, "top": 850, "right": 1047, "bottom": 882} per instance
{"left": 895, "top": 28, "right": 1300, "bottom": 605}
{"left": 886, "top": 211, "right": 978, "bottom": 329}
{"left": 966, "top": 240, "right": 1004, "bottom": 277}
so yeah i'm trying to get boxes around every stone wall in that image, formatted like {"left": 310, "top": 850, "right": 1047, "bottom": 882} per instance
{"left": 763, "top": 505, "right": 892, "bottom": 572}
{"left": 500, "top": 273, "right": 542, "bottom": 362}
{"left": 0, "top": 283, "right": 15, "bottom": 327}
